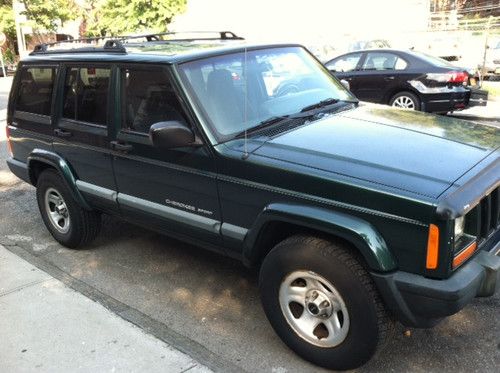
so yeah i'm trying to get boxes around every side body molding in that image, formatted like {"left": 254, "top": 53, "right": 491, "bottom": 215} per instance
{"left": 243, "top": 203, "right": 397, "bottom": 272}
{"left": 27, "top": 148, "right": 91, "bottom": 210}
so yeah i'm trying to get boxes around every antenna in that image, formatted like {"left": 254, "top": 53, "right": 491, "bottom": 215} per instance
{"left": 242, "top": 46, "right": 249, "bottom": 159}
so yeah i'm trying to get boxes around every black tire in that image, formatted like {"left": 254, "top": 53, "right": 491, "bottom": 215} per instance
{"left": 389, "top": 91, "right": 421, "bottom": 111}
{"left": 36, "top": 169, "right": 101, "bottom": 248}
{"left": 259, "top": 235, "right": 393, "bottom": 370}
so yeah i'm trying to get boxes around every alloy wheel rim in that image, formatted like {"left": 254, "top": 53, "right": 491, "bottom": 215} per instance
{"left": 44, "top": 187, "right": 70, "bottom": 234}
{"left": 279, "top": 270, "right": 350, "bottom": 348}
{"left": 392, "top": 95, "right": 416, "bottom": 109}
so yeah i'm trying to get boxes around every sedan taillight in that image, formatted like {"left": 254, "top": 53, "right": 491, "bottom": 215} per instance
{"left": 426, "top": 71, "right": 469, "bottom": 85}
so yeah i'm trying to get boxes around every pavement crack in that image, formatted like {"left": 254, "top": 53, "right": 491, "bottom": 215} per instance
{"left": 0, "top": 278, "right": 52, "bottom": 298}
{"left": 180, "top": 364, "right": 198, "bottom": 373}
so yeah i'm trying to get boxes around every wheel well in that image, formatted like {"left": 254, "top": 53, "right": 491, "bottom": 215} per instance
{"left": 384, "top": 87, "right": 420, "bottom": 105}
{"left": 29, "top": 160, "right": 56, "bottom": 185}
{"left": 252, "top": 221, "right": 368, "bottom": 270}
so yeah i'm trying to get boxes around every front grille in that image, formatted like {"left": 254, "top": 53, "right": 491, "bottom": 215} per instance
{"left": 478, "top": 187, "right": 500, "bottom": 240}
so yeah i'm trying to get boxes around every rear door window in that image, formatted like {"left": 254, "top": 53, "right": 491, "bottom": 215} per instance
{"left": 362, "top": 52, "right": 407, "bottom": 71}
{"left": 15, "top": 66, "right": 57, "bottom": 116}
{"left": 62, "top": 66, "right": 111, "bottom": 125}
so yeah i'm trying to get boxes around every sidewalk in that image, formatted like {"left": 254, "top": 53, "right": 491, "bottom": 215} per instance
{"left": 0, "top": 244, "right": 211, "bottom": 373}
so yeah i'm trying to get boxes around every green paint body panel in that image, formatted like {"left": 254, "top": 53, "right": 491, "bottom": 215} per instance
{"left": 244, "top": 203, "right": 397, "bottom": 271}
{"left": 27, "top": 149, "right": 91, "bottom": 210}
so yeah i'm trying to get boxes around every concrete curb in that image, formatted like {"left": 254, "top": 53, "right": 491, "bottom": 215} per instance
{"left": 0, "top": 242, "right": 244, "bottom": 373}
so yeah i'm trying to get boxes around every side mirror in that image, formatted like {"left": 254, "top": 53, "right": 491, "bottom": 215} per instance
{"left": 149, "top": 121, "right": 195, "bottom": 149}
{"left": 340, "top": 79, "right": 350, "bottom": 91}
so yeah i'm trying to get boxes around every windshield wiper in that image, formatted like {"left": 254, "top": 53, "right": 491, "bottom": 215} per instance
{"left": 300, "top": 98, "right": 340, "bottom": 113}
{"left": 234, "top": 115, "right": 290, "bottom": 138}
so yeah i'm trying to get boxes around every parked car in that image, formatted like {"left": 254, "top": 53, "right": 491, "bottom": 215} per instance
{"left": 348, "top": 39, "right": 391, "bottom": 52}
{"left": 6, "top": 34, "right": 500, "bottom": 371}
{"left": 325, "top": 49, "right": 487, "bottom": 112}
{"left": 482, "top": 39, "right": 500, "bottom": 80}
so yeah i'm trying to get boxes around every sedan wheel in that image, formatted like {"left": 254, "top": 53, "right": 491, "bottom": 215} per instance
{"left": 389, "top": 91, "right": 421, "bottom": 111}
{"left": 392, "top": 95, "right": 416, "bottom": 109}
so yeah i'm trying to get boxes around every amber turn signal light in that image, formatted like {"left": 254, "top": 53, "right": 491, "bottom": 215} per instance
{"left": 426, "top": 224, "right": 439, "bottom": 269}
{"left": 453, "top": 242, "right": 477, "bottom": 269}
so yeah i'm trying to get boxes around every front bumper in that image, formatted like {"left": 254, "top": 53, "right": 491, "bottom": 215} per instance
{"left": 372, "top": 241, "right": 500, "bottom": 328}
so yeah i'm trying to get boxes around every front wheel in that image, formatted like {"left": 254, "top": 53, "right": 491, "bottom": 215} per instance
{"left": 389, "top": 91, "right": 420, "bottom": 110}
{"left": 259, "top": 236, "right": 393, "bottom": 370}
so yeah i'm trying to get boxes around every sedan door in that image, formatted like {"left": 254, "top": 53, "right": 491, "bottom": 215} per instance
{"left": 352, "top": 52, "right": 409, "bottom": 103}
{"left": 325, "top": 52, "right": 364, "bottom": 94}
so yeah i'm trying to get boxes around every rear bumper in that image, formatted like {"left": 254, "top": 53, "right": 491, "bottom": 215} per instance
{"left": 6, "top": 157, "right": 30, "bottom": 183}
{"left": 372, "top": 240, "right": 500, "bottom": 328}
{"left": 421, "top": 92, "right": 468, "bottom": 113}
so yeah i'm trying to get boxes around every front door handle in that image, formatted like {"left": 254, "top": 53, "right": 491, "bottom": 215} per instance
{"left": 110, "top": 141, "right": 133, "bottom": 152}
{"left": 384, "top": 76, "right": 395, "bottom": 81}
{"left": 54, "top": 128, "right": 72, "bottom": 138}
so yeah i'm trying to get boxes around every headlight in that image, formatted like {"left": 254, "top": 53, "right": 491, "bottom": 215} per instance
{"left": 454, "top": 216, "right": 465, "bottom": 239}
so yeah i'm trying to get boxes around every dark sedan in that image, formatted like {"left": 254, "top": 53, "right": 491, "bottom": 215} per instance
{"left": 324, "top": 49, "right": 487, "bottom": 113}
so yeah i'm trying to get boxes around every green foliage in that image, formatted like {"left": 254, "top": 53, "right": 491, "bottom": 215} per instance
{"left": 0, "top": 2, "right": 15, "bottom": 40}
{"left": 86, "top": 0, "right": 186, "bottom": 36}
{"left": 22, "top": 0, "right": 78, "bottom": 32}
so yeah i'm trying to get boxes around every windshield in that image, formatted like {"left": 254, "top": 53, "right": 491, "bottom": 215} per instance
{"left": 178, "top": 46, "right": 355, "bottom": 141}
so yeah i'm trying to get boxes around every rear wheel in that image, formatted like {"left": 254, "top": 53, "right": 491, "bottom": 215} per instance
{"left": 259, "top": 236, "right": 393, "bottom": 370}
{"left": 389, "top": 91, "right": 420, "bottom": 110}
{"left": 36, "top": 169, "right": 101, "bottom": 248}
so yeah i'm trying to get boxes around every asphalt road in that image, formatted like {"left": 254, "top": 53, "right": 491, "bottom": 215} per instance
{"left": 0, "top": 77, "right": 499, "bottom": 372}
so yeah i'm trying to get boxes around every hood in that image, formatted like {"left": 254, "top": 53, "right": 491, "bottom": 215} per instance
{"left": 248, "top": 105, "right": 499, "bottom": 198}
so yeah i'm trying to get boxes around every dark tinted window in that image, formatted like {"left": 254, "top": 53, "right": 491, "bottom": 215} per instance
{"left": 63, "top": 67, "right": 110, "bottom": 125}
{"left": 121, "top": 67, "right": 186, "bottom": 133}
{"left": 15, "top": 67, "right": 56, "bottom": 116}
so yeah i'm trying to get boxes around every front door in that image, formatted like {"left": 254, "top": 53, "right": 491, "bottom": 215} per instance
{"left": 111, "top": 65, "right": 222, "bottom": 246}
{"left": 53, "top": 64, "right": 118, "bottom": 214}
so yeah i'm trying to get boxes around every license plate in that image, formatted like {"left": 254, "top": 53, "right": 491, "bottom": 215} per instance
{"left": 470, "top": 78, "right": 476, "bottom": 86}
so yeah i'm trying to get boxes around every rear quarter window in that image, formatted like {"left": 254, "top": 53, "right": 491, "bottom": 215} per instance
{"left": 15, "top": 66, "right": 57, "bottom": 116}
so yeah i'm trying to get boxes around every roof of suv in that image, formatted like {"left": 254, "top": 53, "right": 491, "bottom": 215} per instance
{"left": 22, "top": 40, "right": 304, "bottom": 65}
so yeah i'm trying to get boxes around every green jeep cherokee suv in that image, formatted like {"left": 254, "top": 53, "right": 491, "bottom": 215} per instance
{"left": 5, "top": 33, "right": 500, "bottom": 370}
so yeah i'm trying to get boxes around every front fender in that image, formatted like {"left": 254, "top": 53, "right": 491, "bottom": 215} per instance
{"left": 27, "top": 149, "right": 91, "bottom": 210}
{"left": 244, "top": 203, "right": 397, "bottom": 272}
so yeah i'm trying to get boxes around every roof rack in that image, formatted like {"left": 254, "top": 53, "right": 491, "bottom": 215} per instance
{"left": 29, "top": 31, "right": 244, "bottom": 55}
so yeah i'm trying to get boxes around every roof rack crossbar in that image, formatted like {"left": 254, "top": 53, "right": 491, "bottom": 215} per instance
{"left": 29, "top": 30, "right": 243, "bottom": 55}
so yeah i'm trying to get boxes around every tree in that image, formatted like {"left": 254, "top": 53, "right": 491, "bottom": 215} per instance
{"left": 86, "top": 0, "right": 187, "bottom": 36}
{"left": 21, "top": 0, "right": 78, "bottom": 32}
{"left": 0, "top": 1, "right": 15, "bottom": 40}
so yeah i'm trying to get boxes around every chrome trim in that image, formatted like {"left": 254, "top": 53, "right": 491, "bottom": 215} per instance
{"left": 221, "top": 223, "right": 248, "bottom": 241}
{"left": 117, "top": 193, "right": 221, "bottom": 234}
{"left": 75, "top": 180, "right": 117, "bottom": 202}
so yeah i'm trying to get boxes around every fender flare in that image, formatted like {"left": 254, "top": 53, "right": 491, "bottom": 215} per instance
{"left": 27, "top": 148, "right": 91, "bottom": 210}
{"left": 243, "top": 203, "right": 397, "bottom": 272}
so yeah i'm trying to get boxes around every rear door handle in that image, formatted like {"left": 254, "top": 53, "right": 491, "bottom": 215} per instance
{"left": 54, "top": 128, "right": 72, "bottom": 138}
{"left": 384, "top": 76, "right": 395, "bottom": 81}
{"left": 110, "top": 141, "right": 133, "bottom": 152}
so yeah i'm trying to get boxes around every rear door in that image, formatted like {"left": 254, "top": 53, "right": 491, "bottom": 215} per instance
{"left": 110, "top": 65, "right": 223, "bottom": 246}
{"left": 354, "top": 52, "right": 409, "bottom": 103}
{"left": 52, "top": 64, "right": 118, "bottom": 213}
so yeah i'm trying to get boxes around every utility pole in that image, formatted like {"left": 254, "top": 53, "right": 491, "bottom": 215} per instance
{"left": 481, "top": 16, "right": 492, "bottom": 82}
{"left": 13, "top": 1, "right": 27, "bottom": 58}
